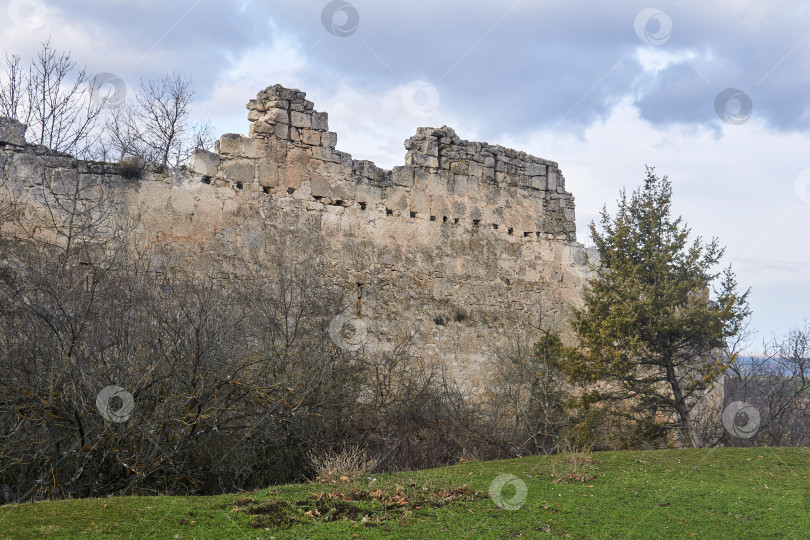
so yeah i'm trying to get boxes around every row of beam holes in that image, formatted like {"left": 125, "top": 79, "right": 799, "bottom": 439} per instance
{"left": 380, "top": 208, "right": 534, "bottom": 236}
{"left": 205, "top": 179, "right": 545, "bottom": 238}
{"left": 200, "top": 176, "right": 271, "bottom": 195}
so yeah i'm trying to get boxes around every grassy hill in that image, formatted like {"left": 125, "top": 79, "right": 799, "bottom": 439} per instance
{"left": 1, "top": 447, "right": 808, "bottom": 539}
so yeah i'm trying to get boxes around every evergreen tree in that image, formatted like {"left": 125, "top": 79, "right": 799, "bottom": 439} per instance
{"left": 564, "top": 168, "right": 750, "bottom": 448}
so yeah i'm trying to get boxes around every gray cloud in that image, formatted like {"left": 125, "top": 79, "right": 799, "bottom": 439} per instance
{"left": 4, "top": 1, "right": 807, "bottom": 136}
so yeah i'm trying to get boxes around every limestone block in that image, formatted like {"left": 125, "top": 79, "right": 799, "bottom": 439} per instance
{"left": 274, "top": 124, "right": 289, "bottom": 139}
{"left": 430, "top": 195, "right": 449, "bottom": 216}
{"left": 310, "top": 175, "right": 332, "bottom": 197}
{"left": 521, "top": 215, "right": 536, "bottom": 234}
{"left": 548, "top": 170, "right": 557, "bottom": 191}
{"left": 331, "top": 181, "right": 356, "bottom": 201}
{"left": 392, "top": 166, "right": 414, "bottom": 187}
{"left": 292, "top": 180, "right": 311, "bottom": 199}
{"left": 242, "top": 138, "right": 266, "bottom": 158}
{"left": 468, "top": 161, "right": 484, "bottom": 178}
{"left": 250, "top": 121, "right": 275, "bottom": 137}
{"left": 188, "top": 149, "right": 220, "bottom": 176}
{"left": 310, "top": 146, "right": 333, "bottom": 162}
{"left": 531, "top": 176, "right": 547, "bottom": 191}
{"left": 453, "top": 175, "right": 468, "bottom": 197}
{"left": 312, "top": 112, "right": 329, "bottom": 131}
{"left": 410, "top": 190, "right": 429, "bottom": 214}
{"left": 258, "top": 160, "right": 281, "bottom": 187}
{"left": 247, "top": 109, "right": 262, "bottom": 122}
{"left": 322, "top": 131, "right": 338, "bottom": 148}
{"left": 222, "top": 160, "right": 255, "bottom": 184}
{"left": 466, "top": 177, "right": 482, "bottom": 200}
{"left": 269, "top": 109, "right": 288, "bottom": 124}
{"left": 284, "top": 165, "right": 305, "bottom": 190}
{"left": 407, "top": 153, "right": 439, "bottom": 169}
{"left": 526, "top": 163, "right": 546, "bottom": 177}
{"left": 0, "top": 118, "right": 26, "bottom": 145}
{"left": 302, "top": 129, "right": 322, "bottom": 146}
{"left": 306, "top": 200, "right": 325, "bottom": 211}
{"left": 449, "top": 161, "right": 469, "bottom": 175}
{"left": 385, "top": 187, "right": 409, "bottom": 211}
{"left": 354, "top": 183, "right": 383, "bottom": 203}
{"left": 217, "top": 133, "right": 243, "bottom": 155}
{"left": 247, "top": 99, "right": 267, "bottom": 111}
{"left": 291, "top": 111, "right": 312, "bottom": 129}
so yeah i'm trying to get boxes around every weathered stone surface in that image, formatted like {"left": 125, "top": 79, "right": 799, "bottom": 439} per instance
{"left": 310, "top": 175, "right": 331, "bottom": 197}
{"left": 222, "top": 160, "right": 255, "bottom": 184}
{"left": 0, "top": 118, "right": 26, "bottom": 146}
{"left": 312, "top": 112, "right": 329, "bottom": 131}
{"left": 291, "top": 111, "right": 311, "bottom": 129}
{"left": 189, "top": 149, "right": 220, "bottom": 176}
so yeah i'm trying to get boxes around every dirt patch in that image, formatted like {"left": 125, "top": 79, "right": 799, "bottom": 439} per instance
{"left": 231, "top": 484, "right": 486, "bottom": 529}
{"left": 245, "top": 501, "right": 296, "bottom": 529}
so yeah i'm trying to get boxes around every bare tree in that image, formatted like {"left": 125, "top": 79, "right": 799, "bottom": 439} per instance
{"left": 25, "top": 40, "right": 105, "bottom": 156}
{"left": 721, "top": 325, "right": 810, "bottom": 446}
{"left": 0, "top": 54, "right": 27, "bottom": 122}
{"left": 133, "top": 71, "right": 194, "bottom": 168}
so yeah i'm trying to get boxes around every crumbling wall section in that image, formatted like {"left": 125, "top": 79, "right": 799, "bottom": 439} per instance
{"left": 1, "top": 86, "right": 592, "bottom": 393}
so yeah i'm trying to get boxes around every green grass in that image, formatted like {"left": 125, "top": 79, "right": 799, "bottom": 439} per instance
{"left": 1, "top": 447, "right": 808, "bottom": 539}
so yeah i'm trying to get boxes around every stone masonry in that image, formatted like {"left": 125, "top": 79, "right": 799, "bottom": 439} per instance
{"left": 0, "top": 85, "right": 594, "bottom": 393}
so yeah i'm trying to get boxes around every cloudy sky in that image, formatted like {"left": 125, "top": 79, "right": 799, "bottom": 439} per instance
{"left": 2, "top": 0, "right": 809, "bottom": 352}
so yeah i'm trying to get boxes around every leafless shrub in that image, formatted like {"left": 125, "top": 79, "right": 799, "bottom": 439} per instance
{"left": 719, "top": 324, "right": 810, "bottom": 447}
{"left": 308, "top": 445, "right": 378, "bottom": 483}
{"left": 118, "top": 156, "right": 145, "bottom": 179}
{"left": 550, "top": 441, "right": 596, "bottom": 484}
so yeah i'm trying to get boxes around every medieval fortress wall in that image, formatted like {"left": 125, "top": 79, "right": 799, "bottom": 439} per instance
{"left": 0, "top": 84, "right": 593, "bottom": 392}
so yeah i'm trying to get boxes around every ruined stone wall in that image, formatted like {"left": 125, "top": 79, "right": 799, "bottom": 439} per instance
{"left": 0, "top": 85, "right": 594, "bottom": 393}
